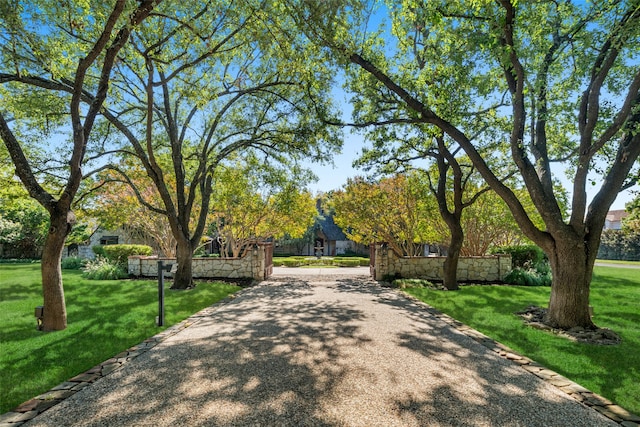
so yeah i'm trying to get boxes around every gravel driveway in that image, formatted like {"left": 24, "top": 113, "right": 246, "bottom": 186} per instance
{"left": 23, "top": 275, "right": 615, "bottom": 427}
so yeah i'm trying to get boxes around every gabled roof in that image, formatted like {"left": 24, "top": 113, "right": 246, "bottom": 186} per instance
{"left": 318, "top": 215, "right": 347, "bottom": 241}
{"left": 606, "top": 210, "right": 628, "bottom": 222}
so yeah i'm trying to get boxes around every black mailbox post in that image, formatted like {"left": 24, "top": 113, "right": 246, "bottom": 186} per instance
{"left": 157, "top": 261, "right": 173, "bottom": 326}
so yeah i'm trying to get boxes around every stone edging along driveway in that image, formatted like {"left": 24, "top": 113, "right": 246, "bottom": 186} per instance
{"left": 1, "top": 279, "right": 639, "bottom": 426}
{"left": 398, "top": 292, "right": 640, "bottom": 426}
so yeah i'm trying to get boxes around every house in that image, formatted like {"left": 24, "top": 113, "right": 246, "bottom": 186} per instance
{"left": 604, "top": 210, "right": 628, "bottom": 230}
{"left": 314, "top": 214, "right": 350, "bottom": 256}
{"left": 274, "top": 199, "right": 368, "bottom": 256}
{"left": 65, "top": 227, "right": 135, "bottom": 259}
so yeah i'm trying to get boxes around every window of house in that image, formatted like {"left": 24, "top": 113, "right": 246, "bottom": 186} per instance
{"left": 100, "top": 236, "right": 119, "bottom": 245}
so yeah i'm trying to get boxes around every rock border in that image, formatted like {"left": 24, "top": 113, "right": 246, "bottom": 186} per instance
{"left": 2, "top": 284, "right": 638, "bottom": 427}
{"left": 0, "top": 290, "right": 249, "bottom": 427}
{"left": 401, "top": 291, "right": 640, "bottom": 427}
{"left": 516, "top": 305, "right": 622, "bottom": 345}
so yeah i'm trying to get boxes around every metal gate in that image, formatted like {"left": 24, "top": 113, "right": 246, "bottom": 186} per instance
{"left": 369, "top": 243, "right": 376, "bottom": 277}
{"left": 263, "top": 242, "right": 273, "bottom": 278}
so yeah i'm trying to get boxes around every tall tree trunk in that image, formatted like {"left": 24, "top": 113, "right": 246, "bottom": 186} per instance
{"left": 545, "top": 233, "right": 596, "bottom": 329}
{"left": 171, "top": 237, "right": 194, "bottom": 289}
{"left": 442, "top": 222, "right": 463, "bottom": 291}
{"left": 40, "top": 208, "right": 74, "bottom": 331}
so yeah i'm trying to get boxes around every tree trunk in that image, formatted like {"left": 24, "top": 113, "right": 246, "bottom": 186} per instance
{"left": 545, "top": 234, "right": 595, "bottom": 329}
{"left": 40, "top": 209, "right": 73, "bottom": 331}
{"left": 442, "top": 222, "right": 463, "bottom": 291}
{"left": 171, "top": 237, "right": 194, "bottom": 289}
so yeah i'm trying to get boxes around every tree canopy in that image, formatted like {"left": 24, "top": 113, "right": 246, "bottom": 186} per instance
{"left": 92, "top": 0, "right": 342, "bottom": 288}
{"left": 211, "top": 161, "right": 318, "bottom": 258}
{"left": 291, "top": 0, "right": 640, "bottom": 328}
{"left": 332, "top": 173, "right": 442, "bottom": 256}
{"left": 0, "top": 0, "right": 161, "bottom": 330}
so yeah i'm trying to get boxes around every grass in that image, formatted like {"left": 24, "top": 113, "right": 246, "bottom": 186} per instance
{"left": 404, "top": 266, "right": 640, "bottom": 415}
{"left": 0, "top": 263, "right": 240, "bottom": 414}
{"left": 273, "top": 256, "right": 369, "bottom": 267}
{"left": 596, "top": 259, "right": 640, "bottom": 266}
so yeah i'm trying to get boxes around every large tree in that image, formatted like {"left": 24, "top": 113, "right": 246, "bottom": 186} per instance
{"left": 95, "top": 1, "right": 341, "bottom": 289}
{"left": 0, "top": 156, "right": 48, "bottom": 258}
{"left": 89, "top": 162, "right": 177, "bottom": 257}
{"left": 210, "top": 161, "right": 317, "bottom": 258}
{"left": 0, "top": 0, "right": 160, "bottom": 330}
{"left": 332, "top": 174, "right": 442, "bottom": 257}
{"left": 623, "top": 195, "right": 640, "bottom": 232}
{"left": 461, "top": 188, "right": 546, "bottom": 256}
{"left": 356, "top": 128, "right": 502, "bottom": 289}
{"left": 296, "top": 0, "right": 640, "bottom": 329}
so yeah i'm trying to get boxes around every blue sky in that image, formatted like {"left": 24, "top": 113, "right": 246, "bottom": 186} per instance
{"left": 304, "top": 132, "right": 635, "bottom": 211}
{"left": 303, "top": 4, "right": 637, "bottom": 211}
{"left": 302, "top": 85, "right": 636, "bottom": 210}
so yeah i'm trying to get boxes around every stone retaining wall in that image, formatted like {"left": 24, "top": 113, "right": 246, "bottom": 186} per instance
{"left": 129, "top": 246, "right": 268, "bottom": 280}
{"left": 372, "top": 243, "right": 511, "bottom": 282}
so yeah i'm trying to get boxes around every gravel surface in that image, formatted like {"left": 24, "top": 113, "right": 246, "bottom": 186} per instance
{"left": 23, "top": 276, "right": 616, "bottom": 427}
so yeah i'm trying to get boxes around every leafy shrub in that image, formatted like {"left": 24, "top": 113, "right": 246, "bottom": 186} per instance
{"left": 335, "top": 259, "right": 361, "bottom": 267}
{"left": 61, "top": 256, "right": 85, "bottom": 270}
{"left": 382, "top": 272, "right": 402, "bottom": 282}
{"left": 101, "top": 244, "right": 153, "bottom": 266}
{"left": 282, "top": 259, "right": 302, "bottom": 267}
{"left": 0, "top": 258, "right": 40, "bottom": 264}
{"left": 492, "top": 245, "right": 547, "bottom": 268}
{"left": 494, "top": 245, "right": 552, "bottom": 286}
{"left": 198, "top": 253, "right": 220, "bottom": 258}
{"left": 504, "top": 261, "right": 552, "bottom": 286}
{"left": 597, "top": 230, "right": 640, "bottom": 261}
{"left": 92, "top": 245, "right": 106, "bottom": 258}
{"left": 340, "top": 250, "right": 370, "bottom": 257}
{"left": 273, "top": 256, "right": 368, "bottom": 267}
{"left": 82, "top": 257, "right": 128, "bottom": 280}
{"left": 333, "top": 256, "right": 368, "bottom": 266}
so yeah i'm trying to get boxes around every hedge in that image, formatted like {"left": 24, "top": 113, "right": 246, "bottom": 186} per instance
{"left": 334, "top": 259, "right": 361, "bottom": 267}
{"left": 272, "top": 256, "right": 369, "bottom": 267}
{"left": 93, "top": 244, "right": 153, "bottom": 265}
{"left": 597, "top": 230, "right": 640, "bottom": 261}
{"left": 491, "top": 244, "right": 546, "bottom": 268}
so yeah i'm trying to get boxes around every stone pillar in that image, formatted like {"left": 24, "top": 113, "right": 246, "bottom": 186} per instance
{"left": 128, "top": 256, "right": 141, "bottom": 276}
{"left": 374, "top": 243, "right": 390, "bottom": 280}
{"left": 252, "top": 245, "right": 265, "bottom": 280}
{"left": 498, "top": 254, "right": 512, "bottom": 280}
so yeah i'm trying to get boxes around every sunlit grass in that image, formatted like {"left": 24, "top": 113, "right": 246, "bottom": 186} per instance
{"left": 404, "top": 266, "right": 640, "bottom": 415}
{"left": 0, "top": 263, "right": 240, "bottom": 413}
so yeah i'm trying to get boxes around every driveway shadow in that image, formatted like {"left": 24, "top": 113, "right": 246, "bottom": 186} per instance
{"left": 24, "top": 278, "right": 616, "bottom": 427}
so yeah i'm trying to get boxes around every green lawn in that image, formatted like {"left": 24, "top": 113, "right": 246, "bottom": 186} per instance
{"left": 0, "top": 264, "right": 240, "bottom": 414}
{"left": 273, "top": 256, "right": 369, "bottom": 267}
{"left": 405, "top": 266, "right": 640, "bottom": 415}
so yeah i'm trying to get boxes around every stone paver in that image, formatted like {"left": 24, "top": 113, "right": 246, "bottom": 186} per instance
{"left": 1, "top": 272, "right": 637, "bottom": 426}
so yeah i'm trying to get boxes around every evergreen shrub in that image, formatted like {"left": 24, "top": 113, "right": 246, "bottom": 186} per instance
{"left": 61, "top": 256, "right": 85, "bottom": 270}
{"left": 492, "top": 244, "right": 551, "bottom": 286}
{"left": 82, "top": 257, "right": 128, "bottom": 280}
{"left": 597, "top": 230, "right": 640, "bottom": 261}
{"left": 282, "top": 259, "right": 302, "bottom": 267}
{"left": 98, "top": 244, "right": 153, "bottom": 266}
{"left": 492, "top": 244, "right": 546, "bottom": 268}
